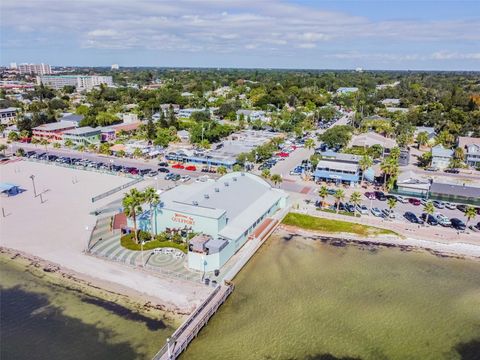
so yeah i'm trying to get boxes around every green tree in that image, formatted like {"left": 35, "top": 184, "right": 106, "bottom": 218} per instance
{"left": 304, "top": 138, "right": 315, "bottom": 150}
{"left": 464, "top": 206, "right": 477, "bottom": 228}
{"left": 423, "top": 201, "right": 435, "bottom": 219}
{"left": 380, "top": 156, "right": 399, "bottom": 190}
{"left": 133, "top": 148, "right": 143, "bottom": 158}
{"left": 270, "top": 174, "right": 283, "bottom": 187}
{"left": 387, "top": 197, "right": 397, "bottom": 219}
{"left": 143, "top": 187, "right": 160, "bottom": 242}
{"left": 217, "top": 166, "right": 227, "bottom": 176}
{"left": 64, "top": 139, "right": 74, "bottom": 148}
{"left": 39, "top": 138, "right": 49, "bottom": 151}
{"left": 350, "top": 191, "right": 361, "bottom": 217}
{"left": 0, "top": 144, "right": 7, "bottom": 155}
{"left": 359, "top": 155, "right": 373, "bottom": 184}
{"left": 334, "top": 189, "right": 345, "bottom": 213}
{"left": 416, "top": 131, "right": 429, "bottom": 149}
{"left": 318, "top": 186, "right": 329, "bottom": 209}
{"left": 53, "top": 142, "right": 61, "bottom": 149}
{"left": 122, "top": 188, "right": 144, "bottom": 244}
{"left": 16, "top": 148, "right": 25, "bottom": 157}
{"left": 261, "top": 168, "right": 271, "bottom": 179}
{"left": 232, "top": 164, "right": 243, "bottom": 172}
{"left": 145, "top": 117, "right": 156, "bottom": 141}
{"left": 8, "top": 132, "right": 19, "bottom": 142}
{"left": 318, "top": 125, "right": 353, "bottom": 149}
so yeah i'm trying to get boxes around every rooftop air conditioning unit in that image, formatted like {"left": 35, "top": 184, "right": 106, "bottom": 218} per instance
{"left": 215, "top": 187, "right": 220, "bottom": 192}
{"left": 232, "top": 177, "right": 237, "bottom": 182}
{"left": 204, "top": 194, "right": 210, "bottom": 199}
{"left": 192, "top": 201, "right": 199, "bottom": 206}
{"left": 224, "top": 182, "right": 229, "bottom": 186}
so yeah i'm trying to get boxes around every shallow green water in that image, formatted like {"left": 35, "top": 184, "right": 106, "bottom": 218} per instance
{"left": 182, "top": 234, "right": 480, "bottom": 360}
{"left": 0, "top": 257, "right": 176, "bottom": 360}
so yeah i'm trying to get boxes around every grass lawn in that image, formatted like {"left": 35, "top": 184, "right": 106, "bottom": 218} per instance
{"left": 282, "top": 212, "right": 398, "bottom": 237}
{"left": 121, "top": 234, "right": 188, "bottom": 253}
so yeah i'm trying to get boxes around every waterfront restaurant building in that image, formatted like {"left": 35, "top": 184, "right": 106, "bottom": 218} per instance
{"left": 141, "top": 172, "right": 288, "bottom": 272}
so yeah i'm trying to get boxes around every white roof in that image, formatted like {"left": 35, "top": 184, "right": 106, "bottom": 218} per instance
{"left": 160, "top": 172, "right": 286, "bottom": 238}
{"left": 33, "top": 120, "right": 77, "bottom": 131}
{"left": 317, "top": 160, "right": 359, "bottom": 172}
{"left": 350, "top": 132, "right": 397, "bottom": 149}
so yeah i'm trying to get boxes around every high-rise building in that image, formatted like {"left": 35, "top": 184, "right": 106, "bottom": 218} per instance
{"left": 18, "top": 63, "right": 52, "bottom": 75}
{"left": 37, "top": 75, "right": 113, "bottom": 91}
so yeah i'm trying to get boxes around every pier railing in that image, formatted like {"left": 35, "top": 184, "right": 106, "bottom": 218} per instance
{"left": 91, "top": 178, "right": 143, "bottom": 203}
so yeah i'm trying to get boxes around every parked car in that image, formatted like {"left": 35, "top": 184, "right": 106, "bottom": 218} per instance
{"left": 158, "top": 162, "right": 169, "bottom": 167}
{"left": 371, "top": 207, "right": 383, "bottom": 217}
{"left": 408, "top": 198, "right": 421, "bottom": 206}
{"left": 364, "top": 192, "right": 376, "bottom": 200}
{"left": 404, "top": 211, "right": 424, "bottom": 224}
{"left": 456, "top": 204, "right": 467, "bottom": 212}
{"left": 25, "top": 151, "right": 36, "bottom": 157}
{"left": 164, "top": 173, "right": 174, "bottom": 180}
{"left": 435, "top": 213, "right": 451, "bottom": 227}
{"left": 180, "top": 175, "right": 191, "bottom": 182}
{"left": 170, "top": 174, "right": 181, "bottom": 181}
{"left": 327, "top": 188, "right": 337, "bottom": 195}
{"left": 432, "top": 200, "right": 445, "bottom": 209}
{"left": 444, "top": 202, "right": 457, "bottom": 210}
{"left": 444, "top": 168, "right": 459, "bottom": 174}
{"left": 374, "top": 191, "right": 386, "bottom": 201}
{"left": 345, "top": 203, "right": 355, "bottom": 213}
{"left": 425, "top": 167, "right": 439, "bottom": 172}
{"left": 185, "top": 165, "right": 197, "bottom": 171}
{"left": 421, "top": 213, "right": 438, "bottom": 225}
{"left": 382, "top": 209, "right": 396, "bottom": 219}
{"left": 450, "top": 218, "right": 466, "bottom": 230}
{"left": 356, "top": 204, "right": 369, "bottom": 215}
{"left": 172, "top": 163, "right": 185, "bottom": 169}
{"left": 396, "top": 195, "right": 408, "bottom": 203}
{"left": 158, "top": 167, "right": 170, "bottom": 173}
{"left": 139, "top": 168, "right": 151, "bottom": 176}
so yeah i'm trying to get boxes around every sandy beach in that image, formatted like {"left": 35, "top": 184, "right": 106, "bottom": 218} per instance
{"left": 0, "top": 160, "right": 210, "bottom": 313}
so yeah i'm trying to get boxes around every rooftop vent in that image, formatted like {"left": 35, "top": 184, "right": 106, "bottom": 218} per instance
{"left": 214, "top": 187, "right": 220, "bottom": 192}
{"left": 192, "top": 201, "right": 199, "bottom": 206}
{"left": 224, "top": 182, "right": 229, "bottom": 187}
{"left": 241, "top": 172, "right": 245, "bottom": 176}
{"left": 204, "top": 194, "right": 210, "bottom": 199}
{"left": 232, "top": 177, "right": 237, "bottom": 182}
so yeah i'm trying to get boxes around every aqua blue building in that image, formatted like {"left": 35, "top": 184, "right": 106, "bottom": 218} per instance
{"left": 140, "top": 172, "right": 288, "bottom": 272}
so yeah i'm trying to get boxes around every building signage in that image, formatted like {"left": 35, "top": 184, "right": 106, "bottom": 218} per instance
{"left": 172, "top": 213, "right": 195, "bottom": 225}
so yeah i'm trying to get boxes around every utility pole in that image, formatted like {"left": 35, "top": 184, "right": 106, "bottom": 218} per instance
{"left": 29, "top": 175, "right": 37, "bottom": 197}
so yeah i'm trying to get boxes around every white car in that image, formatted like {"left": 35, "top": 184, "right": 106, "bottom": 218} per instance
{"left": 435, "top": 213, "right": 451, "bottom": 227}
{"left": 180, "top": 175, "right": 191, "bottom": 182}
{"left": 356, "top": 204, "right": 369, "bottom": 215}
{"left": 382, "top": 208, "right": 396, "bottom": 219}
{"left": 396, "top": 195, "right": 408, "bottom": 203}
{"left": 444, "top": 202, "right": 457, "bottom": 210}
{"left": 371, "top": 207, "right": 382, "bottom": 217}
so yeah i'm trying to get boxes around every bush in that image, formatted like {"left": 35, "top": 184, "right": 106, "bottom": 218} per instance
{"left": 120, "top": 233, "right": 187, "bottom": 253}
{"left": 138, "top": 230, "right": 152, "bottom": 242}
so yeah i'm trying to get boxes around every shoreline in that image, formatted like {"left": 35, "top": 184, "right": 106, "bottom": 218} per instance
{"left": 0, "top": 246, "right": 188, "bottom": 325}
{"left": 278, "top": 225, "right": 480, "bottom": 261}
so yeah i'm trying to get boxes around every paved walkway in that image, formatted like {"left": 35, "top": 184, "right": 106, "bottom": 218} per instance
{"left": 89, "top": 217, "right": 204, "bottom": 282}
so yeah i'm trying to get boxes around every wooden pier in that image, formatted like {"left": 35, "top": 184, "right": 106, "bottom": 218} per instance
{"left": 153, "top": 282, "right": 234, "bottom": 360}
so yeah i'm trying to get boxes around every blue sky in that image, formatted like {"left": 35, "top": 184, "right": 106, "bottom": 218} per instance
{"left": 1, "top": 0, "right": 479, "bottom": 70}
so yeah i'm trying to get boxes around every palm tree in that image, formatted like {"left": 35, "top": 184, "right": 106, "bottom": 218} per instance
{"left": 304, "top": 138, "right": 315, "bottom": 150}
{"left": 270, "top": 174, "right": 283, "bottom": 187}
{"left": 217, "top": 166, "right": 227, "bottom": 176}
{"left": 380, "top": 157, "right": 399, "bottom": 190}
{"left": 423, "top": 201, "right": 435, "bottom": 222}
{"left": 143, "top": 187, "right": 160, "bottom": 240}
{"left": 122, "top": 188, "right": 144, "bottom": 244}
{"left": 334, "top": 189, "right": 345, "bottom": 213}
{"left": 387, "top": 197, "right": 397, "bottom": 219}
{"left": 318, "top": 186, "right": 329, "bottom": 209}
{"left": 358, "top": 155, "right": 373, "bottom": 185}
{"left": 261, "top": 168, "right": 271, "bottom": 180}
{"left": 416, "top": 131, "right": 429, "bottom": 149}
{"left": 39, "top": 138, "right": 49, "bottom": 152}
{"left": 464, "top": 206, "right": 477, "bottom": 228}
{"left": 350, "top": 191, "right": 361, "bottom": 217}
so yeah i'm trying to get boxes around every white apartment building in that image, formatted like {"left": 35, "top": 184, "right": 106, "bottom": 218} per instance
{"left": 18, "top": 63, "right": 52, "bottom": 75}
{"left": 37, "top": 75, "right": 113, "bottom": 91}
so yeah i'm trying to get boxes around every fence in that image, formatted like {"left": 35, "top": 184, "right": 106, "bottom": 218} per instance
{"left": 91, "top": 178, "right": 143, "bottom": 203}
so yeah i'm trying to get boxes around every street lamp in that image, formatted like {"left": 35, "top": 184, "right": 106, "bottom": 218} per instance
{"left": 29, "top": 175, "right": 37, "bottom": 197}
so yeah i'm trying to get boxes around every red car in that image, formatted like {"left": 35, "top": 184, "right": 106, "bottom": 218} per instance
{"left": 172, "top": 163, "right": 185, "bottom": 169}
{"left": 364, "top": 192, "right": 376, "bottom": 200}
{"left": 408, "top": 198, "right": 421, "bottom": 206}
{"left": 276, "top": 152, "right": 289, "bottom": 157}
{"left": 185, "top": 165, "right": 197, "bottom": 171}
